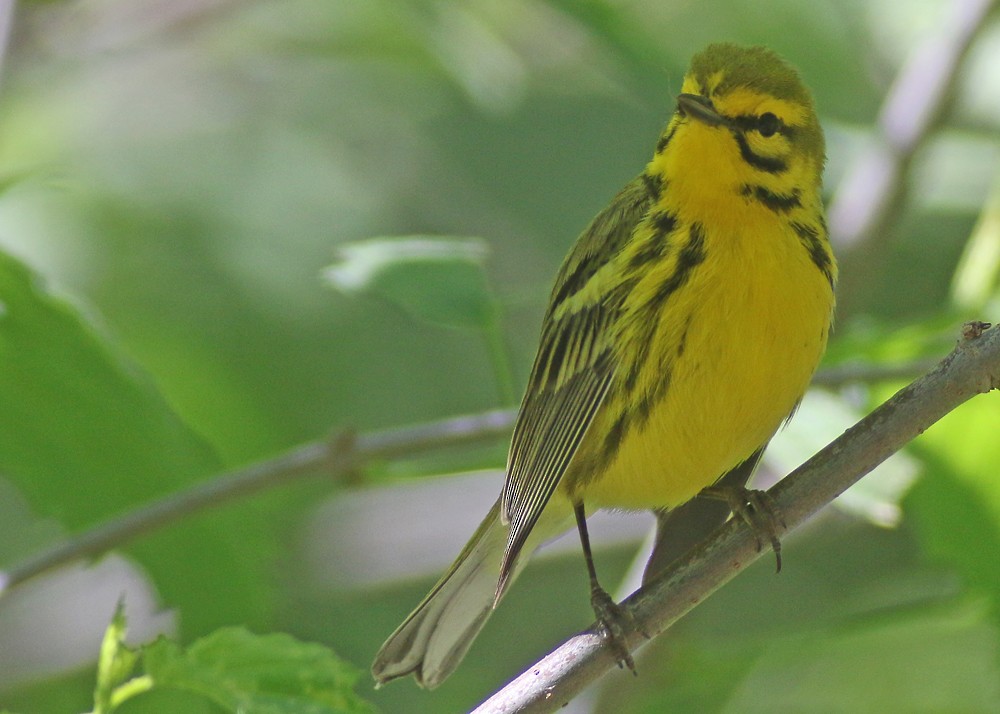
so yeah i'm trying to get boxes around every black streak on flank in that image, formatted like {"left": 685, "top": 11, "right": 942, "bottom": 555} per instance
{"left": 791, "top": 221, "right": 835, "bottom": 289}
{"left": 733, "top": 133, "right": 787, "bottom": 174}
{"left": 651, "top": 210, "right": 678, "bottom": 237}
{"left": 600, "top": 411, "right": 630, "bottom": 470}
{"left": 676, "top": 313, "right": 693, "bottom": 358}
{"left": 629, "top": 210, "right": 678, "bottom": 271}
{"left": 742, "top": 184, "right": 801, "bottom": 213}
{"left": 623, "top": 340, "right": 647, "bottom": 393}
{"left": 620, "top": 223, "right": 706, "bottom": 404}
{"left": 626, "top": 304, "right": 661, "bottom": 393}
{"left": 642, "top": 172, "right": 664, "bottom": 201}
{"left": 637, "top": 366, "right": 672, "bottom": 425}
{"left": 648, "top": 222, "right": 707, "bottom": 310}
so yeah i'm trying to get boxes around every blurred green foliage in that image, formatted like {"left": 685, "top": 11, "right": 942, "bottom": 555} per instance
{"left": 0, "top": 0, "right": 998, "bottom": 712}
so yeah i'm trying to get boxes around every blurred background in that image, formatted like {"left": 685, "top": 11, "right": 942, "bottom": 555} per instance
{"left": 0, "top": 0, "right": 999, "bottom": 712}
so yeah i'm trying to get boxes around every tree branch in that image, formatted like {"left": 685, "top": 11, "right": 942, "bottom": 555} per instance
{"left": 472, "top": 322, "right": 999, "bottom": 714}
{"left": 0, "top": 409, "right": 515, "bottom": 595}
{"left": 0, "top": 348, "right": 970, "bottom": 598}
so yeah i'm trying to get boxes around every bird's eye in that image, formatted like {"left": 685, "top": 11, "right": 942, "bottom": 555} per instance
{"left": 757, "top": 112, "right": 780, "bottom": 137}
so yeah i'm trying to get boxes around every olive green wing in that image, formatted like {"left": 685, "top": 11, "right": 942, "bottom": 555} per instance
{"left": 497, "top": 177, "right": 650, "bottom": 591}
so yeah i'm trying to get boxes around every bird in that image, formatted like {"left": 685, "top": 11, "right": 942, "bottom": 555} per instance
{"left": 372, "top": 42, "right": 836, "bottom": 689}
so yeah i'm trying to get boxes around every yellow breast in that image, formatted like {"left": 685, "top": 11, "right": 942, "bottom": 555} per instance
{"left": 563, "top": 191, "right": 834, "bottom": 510}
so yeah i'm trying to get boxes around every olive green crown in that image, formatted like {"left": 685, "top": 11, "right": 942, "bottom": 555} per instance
{"left": 688, "top": 43, "right": 824, "bottom": 162}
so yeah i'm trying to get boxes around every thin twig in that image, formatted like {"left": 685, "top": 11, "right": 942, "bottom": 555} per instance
{"left": 810, "top": 356, "right": 940, "bottom": 387}
{"left": 827, "top": 0, "right": 997, "bottom": 250}
{"left": 472, "top": 322, "right": 1000, "bottom": 714}
{"left": 0, "top": 0, "right": 15, "bottom": 91}
{"left": 0, "top": 409, "right": 515, "bottom": 595}
{"left": 0, "top": 351, "right": 952, "bottom": 597}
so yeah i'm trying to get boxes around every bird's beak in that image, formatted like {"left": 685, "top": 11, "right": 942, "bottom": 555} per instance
{"left": 677, "top": 93, "right": 725, "bottom": 127}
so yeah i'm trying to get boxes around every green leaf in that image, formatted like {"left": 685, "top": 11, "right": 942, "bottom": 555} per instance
{"left": 0, "top": 250, "right": 270, "bottom": 633}
{"left": 324, "top": 236, "right": 497, "bottom": 329}
{"left": 141, "top": 628, "right": 375, "bottom": 714}
{"left": 720, "top": 601, "right": 1000, "bottom": 713}
{"left": 906, "top": 397, "right": 1000, "bottom": 611}
{"left": 93, "top": 601, "right": 139, "bottom": 714}
{"left": 0, "top": 251, "right": 214, "bottom": 521}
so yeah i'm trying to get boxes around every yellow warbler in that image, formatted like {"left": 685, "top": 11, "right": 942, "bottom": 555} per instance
{"left": 373, "top": 43, "right": 836, "bottom": 689}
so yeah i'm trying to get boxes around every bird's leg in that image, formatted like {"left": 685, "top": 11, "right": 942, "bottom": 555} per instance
{"left": 573, "top": 502, "right": 637, "bottom": 674}
{"left": 699, "top": 485, "right": 786, "bottom": 572}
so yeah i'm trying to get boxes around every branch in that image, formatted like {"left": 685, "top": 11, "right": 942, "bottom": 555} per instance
{"left": 472, "top": 322, "right": 1000, "bottom": 714}
{"left": 810, "top": 356, "right": 940, "bottom": 388}
{"left": 0, "top": 2, "right": 14, "bottom": 86}
{"left": 0, "top": 409, "right": 515, "bottom": 595}
{"left": 0, "top": 336, "right": 967, "bottom": 600}
{"left": 0, "top": 348, "right": 959, "bottom": 598}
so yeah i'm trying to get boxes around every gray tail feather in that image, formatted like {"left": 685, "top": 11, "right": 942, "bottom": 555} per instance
{"left": 372, "top": 498, "right": 574, "bottom": 688}
{"left": 372, "top": 501, "right": 508, "bottom": 689}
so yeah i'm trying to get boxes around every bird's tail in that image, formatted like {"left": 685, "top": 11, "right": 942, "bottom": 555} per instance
{"left": 372, "top": 498, "right": 570, "bottom": 689}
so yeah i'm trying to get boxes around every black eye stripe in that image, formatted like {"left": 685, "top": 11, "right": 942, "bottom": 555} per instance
{"left": 732, "top": 114, "right": 794, "bottom": 138}
{"left": 733, "top": 133, "right": 787, "bottom": 174}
